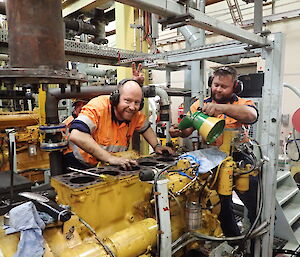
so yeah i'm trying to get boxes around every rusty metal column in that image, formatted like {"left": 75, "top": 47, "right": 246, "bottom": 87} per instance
{"left": 2, "top": 0, "right": 85, "bottom": 176}
{"left": 6, "top": 0, "right": 65, "bottom": 70}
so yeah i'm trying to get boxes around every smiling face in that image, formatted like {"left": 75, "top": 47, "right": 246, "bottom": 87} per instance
{"left": 114, "top": 81, "right": 143, "bottom": 121}
{"left": 211, "top": 74, "right": 235, "bottom": 104}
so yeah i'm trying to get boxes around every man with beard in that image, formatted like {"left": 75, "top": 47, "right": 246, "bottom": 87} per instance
{"left": 169, "top": 66, "right": 258, "bottom": 239}
{"left": 66, "top": 63, "right": 173, "bottom": 171}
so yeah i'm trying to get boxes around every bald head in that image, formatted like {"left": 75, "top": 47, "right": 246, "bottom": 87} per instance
{"left": 114, "top": 80, "right": 143, "bottom": 121}
{"left": 119, "top": 80, "right": 143, "bottom": 97}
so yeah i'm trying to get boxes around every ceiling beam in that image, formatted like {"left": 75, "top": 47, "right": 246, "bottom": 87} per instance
{"left": 116, "top": 0, "right": 268, "bottom": 46}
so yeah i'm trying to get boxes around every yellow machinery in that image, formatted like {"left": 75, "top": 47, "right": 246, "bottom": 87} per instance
{"left": 0, "top": 140, "right": 259, "bottom": 257}
{"left": 0, "top": 110, "right": 49, "bottom": 182}
{"left": 0, "top": 113, "right": 260, "bottom": 256}
{"left": 0, "top": 154, "right": 224, "bottom": 257}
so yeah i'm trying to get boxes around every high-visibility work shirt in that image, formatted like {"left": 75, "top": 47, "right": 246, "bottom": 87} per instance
{"left": 72, "top": 95, "right": 149, "bottom": 166}
{"left": 189, "top": 95, "right": 258, "bottom": 146}
{"left": 190, "top": 95, "right": 257, "bottom": 129}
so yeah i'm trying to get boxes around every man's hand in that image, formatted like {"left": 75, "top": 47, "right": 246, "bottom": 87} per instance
{"left": 107, "top": 155, "right": 138, "bottom": 171}
{"left": 169, "top": 124, "right": 182, "bottom": 138}
{"left": 154, "top": 144, "right": 174, "bottom": 155}
{"left": 202, "top": 103, "right": 226, "bottom": 117}
{"left": 132, "top": 62, "right": 144, "bottom": 85}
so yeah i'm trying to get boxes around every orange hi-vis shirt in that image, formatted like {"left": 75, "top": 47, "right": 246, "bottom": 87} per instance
{"left": 190, "top": 95, "right": 257, "bottom": 146}
{"left": 72, "top": 95, "right": 149, "bottom": 166}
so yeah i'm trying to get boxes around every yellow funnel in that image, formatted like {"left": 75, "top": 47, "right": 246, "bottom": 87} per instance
{"left": 178, "top": 111, "right": 225, "bottom": 144}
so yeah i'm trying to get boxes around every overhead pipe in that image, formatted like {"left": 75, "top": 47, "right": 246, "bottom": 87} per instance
{"left": 46, "top": 85, "right": 174, "bottom": 125}
{"left": 178, "top": 0, "right": 206, "bottom": 100}
{"left": 46, "top": 86, "right": 118, "bottom": 124}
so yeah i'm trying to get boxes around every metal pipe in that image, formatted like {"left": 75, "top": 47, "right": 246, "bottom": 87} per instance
{"left": 179, "top": 16, "right": 205, "bottom": 101}
{"left": 151, "top": 14, "right": 159, "bottom": 39}
{"left": 85, "top": 67, "right": 116, "bottom": 77}
{"left": 172, "top": 237, "right": 198, "bottom": 255}
{"left": 46, "top": 86, "right": 118, "bottom": 124}
{"left": 254, "top": 0, "right": 263, "bottom": 34}
{"left": 46, "top": 85, "right": 180, "bottom": 124}
{"left": 155, "top": 87, "right": 170, "bottom": 107}
{"left": 64, "top": 18, "right": 97, "bottom": 36}
{"left": 5, "top": 0, "right": 65, "bottom": 70}
{"left": 179, "top": 26, "right": 204, "bottom": 48}
{"left": 179, "top": 0, "right": 206, "bottom": 150}
{"left": 283, "top": 83, "right": 300, "bottom": 99}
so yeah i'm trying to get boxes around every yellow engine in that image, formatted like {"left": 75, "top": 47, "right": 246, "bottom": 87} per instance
{"left": 0, "top": 154, "right": 225, "bottom": 257}
{"left": 0, "top": 124, "right": 261, "bottom": 257}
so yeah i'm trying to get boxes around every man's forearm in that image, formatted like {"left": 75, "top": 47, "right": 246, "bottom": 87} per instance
{"left": 69, "top": 129, "right": 112, "bottom": 162}
{"left": 223, "top": 104, "right": 257, "bottom": 123}
{"left": 141, "top": 127, "right": 160, "bottom": 149}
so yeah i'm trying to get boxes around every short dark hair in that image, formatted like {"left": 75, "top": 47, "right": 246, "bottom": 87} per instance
{"left": 213, "top": 66, "right": 237, "bottom": 82}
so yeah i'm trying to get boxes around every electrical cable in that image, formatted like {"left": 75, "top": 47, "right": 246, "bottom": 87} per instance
{"left": 235, "top": 163, "right": 264, "bottom": 255}
{"left": 167, "top": 163, "right": 199, "bottom": 179}
{"left": 285, "top": 129, "right": 300, "bottom": 161}
{"left": 235, "top": 150, "right": 257, "bottom": 175}
{"left": 189, "top": 220, "right": 268, "bottom": 242}
{"left": 273, "top": 248, "right": 300, "bottom": 256}
{"left": 251, "top": 139, "right": 263, "bottom": 160}
{"left": 75, "top": 213, "right": 116, "bottom": 257}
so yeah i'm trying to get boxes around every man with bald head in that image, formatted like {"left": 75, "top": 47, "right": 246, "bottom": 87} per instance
{"left": 66, "top": 78, "right": 172, "bottom": 171}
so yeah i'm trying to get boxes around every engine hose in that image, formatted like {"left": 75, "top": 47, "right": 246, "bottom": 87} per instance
{"left": 171, "top": 219, "right": 268, "bottom": 255}
{"left": 171, "top": 219, "right": 268, "bottom": 253}
{"left": 77, "top": 215, "right": 116, "bottom": 257}
{"left": 172, "top": 237, "right": 199, "bottom": 255}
